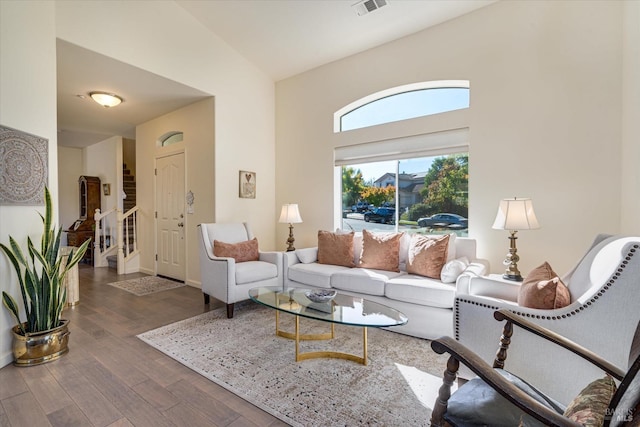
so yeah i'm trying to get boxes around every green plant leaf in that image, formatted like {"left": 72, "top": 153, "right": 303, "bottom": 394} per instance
{"left": 1, "top": 292, "right": 25, "bottom": 335}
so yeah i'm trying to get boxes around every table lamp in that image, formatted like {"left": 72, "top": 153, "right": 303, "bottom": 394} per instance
{"left": 279, "top": 204, "right": 303, "bottom": 251}
{"left": 492, "top": 197, "right": 540, "bottom": 281}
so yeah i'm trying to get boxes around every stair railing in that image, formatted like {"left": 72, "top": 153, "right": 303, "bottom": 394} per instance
{"left": 94, "top": 207, "right": 117, "bottom": 266}
{"left": 117, "top": 206, "right": 139, "bottom": 275}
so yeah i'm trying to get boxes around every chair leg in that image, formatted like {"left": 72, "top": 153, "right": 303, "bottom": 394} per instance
{"left": 203, "top": 293, "right": 210, "bottom": 305}
{"left": 430, "top": 356, "right": 459, "bottom": 427}
{"left": 226, "top": 303, "right": 234, "bottom": 318}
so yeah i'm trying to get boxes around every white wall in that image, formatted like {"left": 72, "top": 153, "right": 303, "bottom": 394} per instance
{"left": 276, "top": 0, "right": 628, "bottom": 276}
{"left": 0, "top": 1, "right": 58, "bottom": 367}
{"left": 84, "top": 135, "right": 123, "bottom": 212}
{"left": 58, "top": 146, "right": 84, "bottom": 243}
{"left": 136, "top": 99, "right": 215, "bottom": 286}
{"left": 621, "top": 0, "right": 640, "bottom": 234}
{"left": 55, "top": 0, "right": 277, "bottom": 251}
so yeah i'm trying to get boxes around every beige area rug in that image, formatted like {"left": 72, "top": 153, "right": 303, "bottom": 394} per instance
{"left": 107, "top": 275, "right": 185, "bottom": 296}
{"left": 137, "top": 302, "right": 453, "bottom": 426}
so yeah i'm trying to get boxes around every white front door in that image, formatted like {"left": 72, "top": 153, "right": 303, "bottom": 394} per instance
{"left": 156, "top": 152, "right": 185, "bottom": 281}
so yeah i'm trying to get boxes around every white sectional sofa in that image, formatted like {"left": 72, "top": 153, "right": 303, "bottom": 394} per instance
{"left": 283, "top": 231, "right": 488, "bottom": 339}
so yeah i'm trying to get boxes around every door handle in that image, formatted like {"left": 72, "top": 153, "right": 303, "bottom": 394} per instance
{"left": 177, "top": 222, "right": 184, "bottom": 227}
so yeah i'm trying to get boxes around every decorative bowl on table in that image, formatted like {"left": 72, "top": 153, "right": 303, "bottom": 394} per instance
{"left": 305, "top": 289, "right": 337, "bottom": 303}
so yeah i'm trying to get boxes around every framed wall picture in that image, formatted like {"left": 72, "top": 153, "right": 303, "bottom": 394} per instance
{"left": 239, "top": 170, "right": 256, "bottom": 199}
{"left": 103, "top": 183, "right": 111, "bottom": 196}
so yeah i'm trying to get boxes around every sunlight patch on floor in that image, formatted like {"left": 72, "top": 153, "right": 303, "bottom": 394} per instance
{"left": 395, "top": 363, "right": 458, "bottom": 410}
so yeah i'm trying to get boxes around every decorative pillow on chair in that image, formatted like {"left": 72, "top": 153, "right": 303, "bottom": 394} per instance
{"left": 406, "top": 234, "right": 450, "bottom": 279}
{"left": 213, "top": 238, "right": 259, "bottom": 263}
{"left": 518, "top": 262, "right": 571, "bottom": 309}
{"left": 358, "top": 230, "right": 403, "bottom": 272}
{"left": 317, "top": 230, "right": 355, "bottom": 267}
{"left": 563, "top": 375, "right": 617, "bottom": 426}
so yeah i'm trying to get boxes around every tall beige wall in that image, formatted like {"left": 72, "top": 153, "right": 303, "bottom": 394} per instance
{"left": 136, "top": 99, "right": 215, "bottom": 286}
{"left": 276, "top": 0, "right": 626, "bottom": 275}
{"left": 55, "top": 0, "right": 277, "bottom": 251}
{"left": 84, "top": 135, "right": 123, "bottom": 212}
{"left": 621, "top": 0, "right": 640, "bottom": 233}
{"left": 0, "top": 1, "right": 58, "bottom": 367}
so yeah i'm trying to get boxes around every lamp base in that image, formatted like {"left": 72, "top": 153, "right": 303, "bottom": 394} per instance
{"left": 285, "top": 224, "right": 296, "bottom": 252}
{"left": 501, "top": 230, "right": 524, "bottom": 282}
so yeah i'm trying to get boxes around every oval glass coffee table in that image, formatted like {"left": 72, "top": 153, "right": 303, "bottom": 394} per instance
{"left": 248, "top": 286, "right": 408, "bottom": 365}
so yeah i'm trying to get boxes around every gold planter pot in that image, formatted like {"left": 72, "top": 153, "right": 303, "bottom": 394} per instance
{"left": 11, "top": 320, "right": 70, "bottom": 366}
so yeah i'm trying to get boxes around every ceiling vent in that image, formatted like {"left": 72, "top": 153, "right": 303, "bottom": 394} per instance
{"left": 352, "top": 0, "right": 388, "bottom": 16}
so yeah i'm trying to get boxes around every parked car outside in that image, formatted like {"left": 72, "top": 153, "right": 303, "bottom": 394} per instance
{"left": 417, "top": 213, "right": 468, "bottom": 229}
{"left": 364, "top": 207, "right": 396, "bottom": 224}
{"left": 352, "top": 201, "right": 373, "bottom": 212}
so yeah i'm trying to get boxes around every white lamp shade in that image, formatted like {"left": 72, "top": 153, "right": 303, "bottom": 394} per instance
{"left": 492, "top": 198, "right": 540, "bottom": 231}
{"left": 279, "top": 204, "right": 303, "bottom": 224}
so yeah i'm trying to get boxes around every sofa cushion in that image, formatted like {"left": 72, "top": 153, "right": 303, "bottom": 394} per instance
{"left": 214, "top": 238, "right": 259, "bottom": 263}
{"left": 358, "top": 230, "right": 403, "bottom": 272}
{"left": 288, "top": 263, "right": 346, "bottom": 289}
{"left": 518, "top": 262, "right": 570, "bottom": 309}
{"left": 331, "top": 268, "right": 403, "bottom": 296}
{"left": 318, "top": 230, "right": 355, "bottom": 267}
{"left": 235, "top": 260, "right": 278, "bottom": 285}
{"left": 385, "top": 274, "right": 456, "bottom": 308}
{"left": 406, "top": 234, "right": 450, "bottom": 279}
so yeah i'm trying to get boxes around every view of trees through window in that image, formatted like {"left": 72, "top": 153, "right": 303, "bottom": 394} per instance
{"left": 341, "top": 153, "right": 469, "bottom": 237}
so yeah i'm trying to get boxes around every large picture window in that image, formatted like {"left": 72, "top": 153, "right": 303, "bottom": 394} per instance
{"left": 335, "top": 81, "right": 470, "bottom": 237}
{"left": 340, "top": 153, "right": 468, "bottom": 237}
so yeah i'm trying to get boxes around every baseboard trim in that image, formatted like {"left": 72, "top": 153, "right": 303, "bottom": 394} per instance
{"left": 139, "top": 267, "right": 154, "bottom": 276}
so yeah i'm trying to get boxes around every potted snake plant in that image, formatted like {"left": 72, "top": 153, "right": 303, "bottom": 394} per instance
{"left": 1, "top": 187, "right": 90, "bottom": 366}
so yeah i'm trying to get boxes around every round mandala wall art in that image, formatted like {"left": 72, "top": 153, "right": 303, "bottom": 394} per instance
{"left": 0, "top": 125, "right": 48, "bottom": 205}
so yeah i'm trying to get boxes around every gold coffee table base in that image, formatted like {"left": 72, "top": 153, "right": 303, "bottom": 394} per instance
{"left": 275, "top": 310, "right": 368, "bottom": 365}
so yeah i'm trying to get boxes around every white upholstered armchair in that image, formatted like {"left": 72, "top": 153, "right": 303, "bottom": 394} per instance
{"left": 198, "top": 222, "right": 283, "bottom": 318}
{"left": 454, "top": 234, "right": 640, "bottom": 405}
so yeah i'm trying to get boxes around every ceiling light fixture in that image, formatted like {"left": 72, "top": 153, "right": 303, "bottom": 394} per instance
{"left": 89, "top": 91, "right": 123, "bottom": 108}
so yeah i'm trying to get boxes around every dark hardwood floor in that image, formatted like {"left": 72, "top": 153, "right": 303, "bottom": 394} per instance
{"left": 0, "top": 265, "right": 287, "bottom": 427}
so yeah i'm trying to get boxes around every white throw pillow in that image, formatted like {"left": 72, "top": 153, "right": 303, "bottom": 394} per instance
{"left": 440, "top": 256, "right": 469, "bottom": 284}
{"left": 295, "top": 247, "right": 318, "bottom": 264}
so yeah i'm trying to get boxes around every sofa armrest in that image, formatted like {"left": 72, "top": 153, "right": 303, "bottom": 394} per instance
{"left": 284, "top": 250, "right": 301, "bottom": 268}
{"left": 456, "top": 274, "right": 520, "bottom": 302}
{"left": 259, "top": 250, "right": 281, "bottom": 266}
{"left": 455, "top": 259, "right": 489, "bottom": 293}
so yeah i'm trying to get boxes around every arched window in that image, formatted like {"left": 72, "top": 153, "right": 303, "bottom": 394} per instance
{"left": 159, "top": 131, "right": 184, "bottom": 147}
{"left": 335, "top": 81, "right": 470, "bottom": 236}
{"left": 336, "top": 80, "right": 469, "bottom": 132}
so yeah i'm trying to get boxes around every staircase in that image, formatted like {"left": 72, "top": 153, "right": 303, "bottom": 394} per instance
{"left": 108, "top": 164, "right": 136, "bottom": 270}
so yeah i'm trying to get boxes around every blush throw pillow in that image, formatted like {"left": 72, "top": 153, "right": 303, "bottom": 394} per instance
{"left": 518, "top": 262, "right": 571, "bottom": 309}
{"left": 563, "top": 375, "right": 617, "bottom": 426}
{"left": 406, "top": 234, "right": 450, "bottom": 279}
{"left": 213, "top": 238, "right": 259, "bottom": 263}
{"left": 358, "top": 230, "right": 403, "bottom": 272}
{"left": 317, "top": 230, "right": 355, "bottom": 268}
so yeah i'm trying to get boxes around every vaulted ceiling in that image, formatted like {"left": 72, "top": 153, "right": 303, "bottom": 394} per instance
{"left": 57, "top": 1, "right": 495, "bottom": 147}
